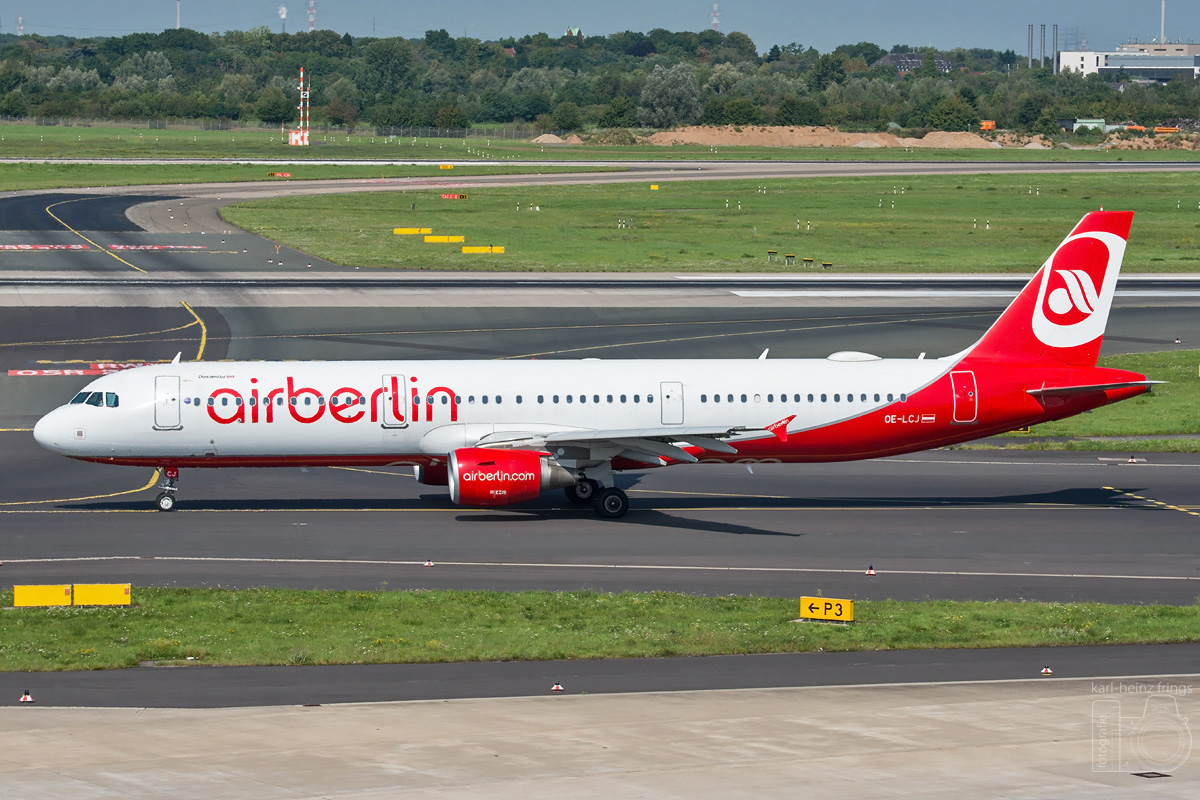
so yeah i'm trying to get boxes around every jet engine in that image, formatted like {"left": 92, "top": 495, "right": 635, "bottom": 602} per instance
{"left": 448, "top": 448, "right": 574, "bottom": 506}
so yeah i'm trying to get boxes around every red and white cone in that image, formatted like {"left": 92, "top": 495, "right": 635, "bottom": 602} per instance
{"left": 1128, "top": 455, "right": 1137, "bottom": 463}
{"left": 551, "top": 682, "right": 564, "bottom": 693}
{"left": 1040, "top": 666, "right": 1053, "bottom": 676}
{"left": 19, "top": 690, "right": 33, "bottom": 703}
{"left": 865, "top": 565, "right": 876, "bottom": 576}
{"left": 424, "top": 560, "right": 434, "bottom": 567}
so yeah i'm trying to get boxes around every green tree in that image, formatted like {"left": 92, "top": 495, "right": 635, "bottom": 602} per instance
{"left": 1032, "top": 111, "right": 1060, "bottom": 138}
{"left": 637, "top": 63, "right": 700, "bottom": 128}
{"left": 254, "top": 86, "right": 294, "bottom": 124}
{"left": 599, "top": 95, "right": 637, "bottom": 127}
{"left": 723, "top": 97, "right": 764, "bottom": 124}
{"left": 551, "top": 100, "right": 582, "bottom": 130}
{"left": 916, "top": 52, "right": 939, "bottom": 79}
{"left": 927, "top": 96, "right": 978, "bottom": 131}
{"left": 360, "top": 38, "right": 415, "bottom": 97}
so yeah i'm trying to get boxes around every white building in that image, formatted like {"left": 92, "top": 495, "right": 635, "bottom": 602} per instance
{"left": 1059, "top": 49, "right": 1200, "bottom": 81}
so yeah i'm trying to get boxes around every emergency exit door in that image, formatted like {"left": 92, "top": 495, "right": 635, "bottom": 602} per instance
{"left": 950, "top": 370, "right": 978, "bottom": 424}
{"left": 154, "top": 376, "right": 181, "bottom": 430}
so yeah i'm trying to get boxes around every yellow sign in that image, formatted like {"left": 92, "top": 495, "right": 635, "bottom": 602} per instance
{"left": 425, "top": 235, "right": 465, "bottom": 243}
{"left": 74, "top": 584, "right": 132, "bottom": 606}
{"left": 439, "top": 164, "right": 454, "bottom": 169}
{"left": 394, "top": 227, "right": 432, "bottom": 235}
{"left": 650, "top": 184, "right": 659, "bottom": 190}
{"left": 462, "top": 246, "right": 505, "bottom": 254}
{"left": 799, "top": 596, "right": 854, "bottom": 622}
{"left": 14, "top": 584, "right": 73, "bottom": 607}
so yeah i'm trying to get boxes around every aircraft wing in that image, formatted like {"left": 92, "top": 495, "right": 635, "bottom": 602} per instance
{"left": 473, "top": 417, "right": 795, "bottom": 466}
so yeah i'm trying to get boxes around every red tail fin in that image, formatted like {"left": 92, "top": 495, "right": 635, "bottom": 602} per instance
{"left": 965, "top": 211, "right": 1132, "bottom": 367}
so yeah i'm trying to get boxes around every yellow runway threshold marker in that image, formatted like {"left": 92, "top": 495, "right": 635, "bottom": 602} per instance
{"left": 14, "top": 584, "right": 72, "bottom": 607}
{"left": 425, "top": 235, "right": 465, "bottom": 243}
{"left": 462, "top": 245, "right": 505, "bottom": 254}
{"left": 796, "top": 596, "right": 854, "bottom": 623}
{"left": 73, "top": 583, "right": 131, "bottom": 606}
{"left": 394, "top": 227, "right": 432, "bottom": 235}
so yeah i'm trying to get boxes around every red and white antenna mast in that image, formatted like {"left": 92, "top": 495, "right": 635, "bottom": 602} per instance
{"left": 16, "top": 12, "right": 23, "bottom": 35}
{"left": 709, "top": 3, "right": 720, "bottom": 31}
{"left": 306, "top": 0, "right": 316, "bottom": 31}
{"left": 288, "top": 67, "right": 310, "bottom": 146}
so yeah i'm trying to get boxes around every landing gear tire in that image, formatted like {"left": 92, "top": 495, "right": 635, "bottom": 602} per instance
{"left": 592, "top": 487, "right": 629, "bottom": 519}
{"left": 155, "top": 492, "right": 177, "bottom": 512}
{"left": 565, "top": 479, "right": 600, "bottom": 504}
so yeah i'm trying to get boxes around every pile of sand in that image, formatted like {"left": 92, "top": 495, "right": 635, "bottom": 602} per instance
{"left": 1102, "top": 132, "right": 1200, "bottom": 151}
{"left": 531, "top": 133, "right": 565, "bottom": 144}
{"left": 642, "top": 125, "right": 998, "bottom": 149}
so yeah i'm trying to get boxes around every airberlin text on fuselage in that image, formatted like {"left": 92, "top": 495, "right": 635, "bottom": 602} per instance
{"left": 205, "top": 376, "right": 457, "bottom": 425}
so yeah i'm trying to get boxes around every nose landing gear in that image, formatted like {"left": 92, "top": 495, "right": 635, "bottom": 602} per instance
{"left": 156, "top": 466, "right": 179, "bottom": 512}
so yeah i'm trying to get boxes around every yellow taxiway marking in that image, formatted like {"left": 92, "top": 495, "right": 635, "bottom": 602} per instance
{"left": 0, "top": 428, "right": 33, "bottom": 432}
{"left": 44, "top": 198, "right": 147, "bottom": 274}
{"left": 3, "top": 554, "right": 1197, "bottom": 584}
{"left": 0, "top": 504, "right": 1113, "bottom": 515}
{"left": 1104, "top": 486, "right": 1200, "bottom": 518}
{"left": 502, "top": 312, "right": 988, "bottom": 360}
{"left": 0, "top": 470, "right": 159, "bottom": 507}
{"left": 330, "top": 466, "right": 414, "bottom": 477}
{"left": 4, "top": 321, "right": 199, "bottom": 351}
{"left": 179, "top": 301, "right": 207, "bottom": 361}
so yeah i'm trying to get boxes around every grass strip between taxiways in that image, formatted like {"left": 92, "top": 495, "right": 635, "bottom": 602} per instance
{"left": 2, "top": 588, "right": 1198, "bottom": 671}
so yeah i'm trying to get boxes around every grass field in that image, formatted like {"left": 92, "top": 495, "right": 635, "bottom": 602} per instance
{"left": 1, "top": 587, "right": 1197, "bottom": 671}
{"left": 0, "top": 162, "right": 611, "bottom": 192}
{"left": 4, "top": 122, "right": 1200, "bottom": 163}
{"left": 221, "top": 171, "right": 1200, "bottom": 272}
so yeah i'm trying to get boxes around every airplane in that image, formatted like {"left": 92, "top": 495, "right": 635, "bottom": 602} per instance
{"left": 33, "top": 210, "right": 1156, "bottom": 519}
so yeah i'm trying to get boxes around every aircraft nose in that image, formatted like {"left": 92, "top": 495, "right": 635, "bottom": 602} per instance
{"left": 33, "top": 408, "right": 71, "bottom": 454}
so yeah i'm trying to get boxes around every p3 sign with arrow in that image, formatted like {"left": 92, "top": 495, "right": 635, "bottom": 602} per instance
{"left": 799, "top": 596, "right": 854, "bottom": 622}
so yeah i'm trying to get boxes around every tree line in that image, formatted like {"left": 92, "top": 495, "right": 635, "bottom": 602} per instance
{"left": 0, "top": 26, "right": 1197, "bottom": 133}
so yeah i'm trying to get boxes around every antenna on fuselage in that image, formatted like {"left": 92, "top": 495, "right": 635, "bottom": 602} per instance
{"left": 172, "top": 352, "right": 181, "bottom": 364}
{"left": 758, "top": 349, "right": 769, "bottom": 360}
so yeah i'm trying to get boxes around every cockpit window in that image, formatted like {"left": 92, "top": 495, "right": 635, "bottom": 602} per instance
{"left": 84, "top": 392, "right": 103, "bottom": 407}
{"left": 70, "top": 392, "right": 90, "bottom": 404}
{"left": 105, "top": 392, "right": 119, "bottom": 408}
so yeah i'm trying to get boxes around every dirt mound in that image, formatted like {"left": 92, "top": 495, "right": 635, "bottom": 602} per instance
{"left": 531, "top": 133, "right": 566, "bottom": 144}
{"left": 643, "top": 125, "right": 999, "bottom": 149}
{"left": 1102, "top": 132, "right": 1200, "bottom": 151}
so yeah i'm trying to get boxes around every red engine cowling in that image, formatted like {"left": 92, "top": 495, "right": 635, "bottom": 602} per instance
{"left": 414, "top": 464, "right": 449, "bottom": 486}
{"left": 448, "top": 448, "right": 574, "bottom": 506}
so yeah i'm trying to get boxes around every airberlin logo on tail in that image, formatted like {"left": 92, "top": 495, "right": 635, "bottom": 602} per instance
{"left": 1032, "top": 231, "right": 1125, "bottom": 349}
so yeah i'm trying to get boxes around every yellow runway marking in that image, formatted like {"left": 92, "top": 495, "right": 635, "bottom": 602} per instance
{"left": 0, "top": 470, "right": 159, "bottom": 507}
{"left": 1104, "top": 486, "right": 1200, "bottom": 518}
{"left": 629, "top": 488, "right": 790, "bottom": 500}
{"left": 180, "top": 301, "right": 207, "bottom": 361}
{"left": 0, "top": 504, "right": 1112, "bottom": 515}
{"left": 0, "top": 428, "right": 33, "bottom": 432}
{"left": 44, "top": 198, "right": 147, "bottom": 274}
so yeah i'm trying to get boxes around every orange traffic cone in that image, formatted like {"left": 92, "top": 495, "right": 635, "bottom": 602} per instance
{"left": 551, "top": 682, "right": 564, "bottom": 693}
{"left": 866, "top": 565, "right": 876, "bottom": 576}
{"left": 424, "top": 560, "right": 434, "bottom": 567}
{"left": 1040, "top": 666, "right": 1053, "bottom": 676}
{"left": 19, "top": 690, "right": 33, "bottom": 703}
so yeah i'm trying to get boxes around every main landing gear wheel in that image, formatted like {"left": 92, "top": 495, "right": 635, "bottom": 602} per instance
{"left": 156, "top": 466, "right": 179, "bottom": 512}
{"left": 592, "top": 487, "right": 629, "bottom": 519}
{"left": 564, "top": 479, "right": 600, "bottom": 504}
{"left": 155, "top": 492, "right": 177, "bottom": 512}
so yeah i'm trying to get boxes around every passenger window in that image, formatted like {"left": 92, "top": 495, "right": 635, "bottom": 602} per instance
{"left": 701, "top": 394, "right": 707, "bottom": 402}
{"left": 607, "top": 395, "right": 613, "bottom": 403}
{"left": 594, "top": 395, "right": 600, "bottom": 403}
{"left": 821, "top": 394, "right": 827, "bottom": 402}
{"left": 834, "top": 394, "right": 840, "bottom": 402}
{"left": 740, "top": 394, "right": 747, "bottom": 403}
{"left": 495, "top": 396, "right": 502, "bottom": 404}
{"left": 516, "top": 396, "right": 522, "bottom": 404}
{"left": 105, "top": 392, "right": 119, "bottom": 408}
{"left": 70, "top": 392, "right": 89, "bottom": 404}
{"left": 208, "top": 398, "right": 215, "bottom": 406}
{"left": 278, "top": 397, "right": 284, "bottom": 406}
{"left": 727, "top": 394, "right": 733, "bottom": 403}
{"left": 647, "top": 395, "right": 654, "bottom": 403}
{"left": 887, "top": 393, "right": 894, "bottom": 402}
{"left": 794, "top": 394, "right": 801, "bottom": 402}
{"left": 633, "top": 395, "right": 640, "bottom": 403}
{"left": 807, "top": 394, "right": 814, "bottom": 403}
{"left": 874, "top": 394, "right": 880, "bottom": 402}
{"left": 221, "top": 397, "right": 229, "bottom": 407}
{"left": 553, "top": 395, "right": 560, "bottom": 403}
{"left": 442, "top": 395, "right": 450, "bottom": 404}
{"left": 861, "top": 394, "right": 867, "bottom": 402}
{"left": 754, "top": 394, "right": 761, "bottom": 403}
{"left": 620, "top": 394, "right": 626, "bottom": 403}
{"left": 900, "top": 393, "right": 907, "bottom": 402}
{"left": 713, "top": 394, "right": 720, "bottom": 403}
{"left": 567, "top": 395, "right": 573, "bottom": 403}
{"left": 580, "top": 395, "right": 586, "bottom": 404}
{"left": 538, "top": 395, "right": 544, "bottom": 404}
{"left": 305, "top": 397, "right": 312, "bottom": 406}
{"left": 236, "top": 397, "right": 243, "bottom": 406}
{"left": 767, "top": 394, "right": 773, "bottom": 402}
{"left": 290, "top": 397, "right": 297, "bottom": 406}
{"left": 846, "top": 394, "right": 853, "bottom": 403}
{"left": 318, "top": 397, "right": 325, "bottom": 406}
{"left": 482, "top": 396, "right": 489, "bottom": 404}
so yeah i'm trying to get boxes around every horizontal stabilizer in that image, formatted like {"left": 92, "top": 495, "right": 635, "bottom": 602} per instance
{"left": 1027, "top": 380, "right": 1164, "bottom": 398}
